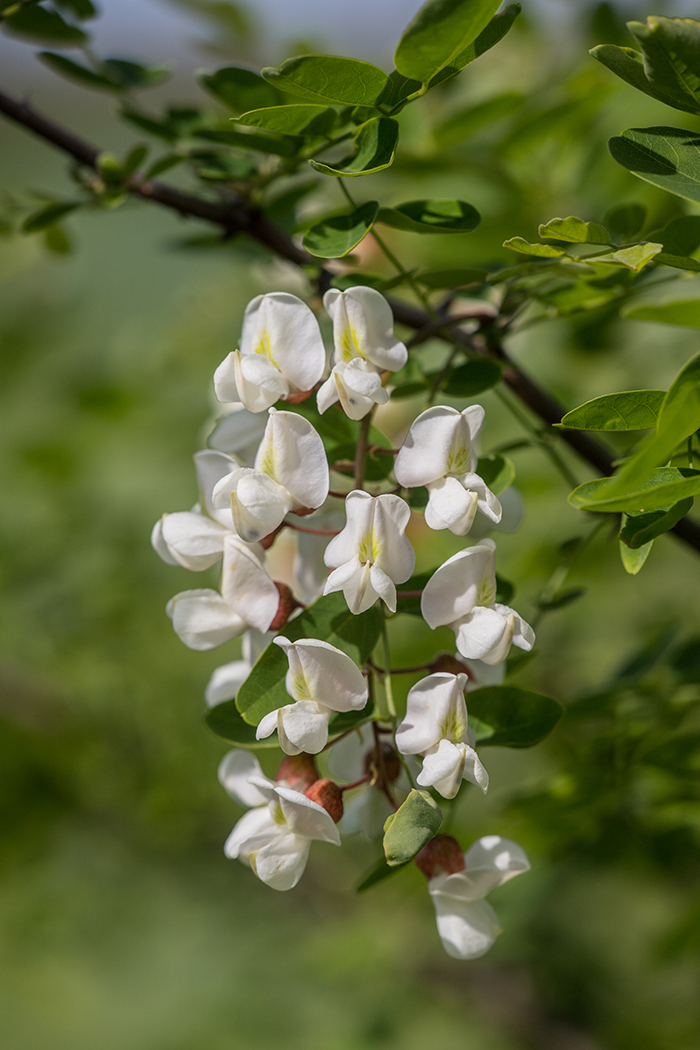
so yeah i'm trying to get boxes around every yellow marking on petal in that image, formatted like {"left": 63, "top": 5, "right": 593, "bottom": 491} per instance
{"left": 270, "top": 799, "right": 287, "bottom": 826}
{"left": 257, "top": 441, "right": 277, "bottom": 482}
{"left": 477, "top": 576, "right": 496, "bottom": 606}
{"left": 446, "top": 435, "right": 472, "bottom": 476}
{"left": 357, "top": 528, "right": 381, "bottom": 565}
{"left": 253, "top": 326, "right": 280, "bottom": 369}
{"left": 440, "top": 706, "right": 467, "bottom": 744}
{"left": 290, "top": 671, "right": 311, "bottom": 702}
{"left": 337, "top": 321, "right": 364, "bottom": 363}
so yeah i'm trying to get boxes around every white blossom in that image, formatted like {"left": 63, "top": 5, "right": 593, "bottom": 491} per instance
{"left": 207, "top": 405, "right": 268, "bottom": 466}
{"left": 218, "top": 750, "right": 340, "bottom": 891}
{"left": 317, "top": 287, "right": 407, "bottom": 420}
{"left": 256, "top": 638, "right": 368, "bottom": 754}
{"left": 396, "top": 672, "right": 488, "bottom": 799}
{"left": 421, "top": 539, "right": 534, "bottom": 665}
{"left": 214, "top": 292, "right": 326, "bottom": 413}
{"left": 166, "top": 535, "right": 279, "bottom": 650}
{"left": 428, "top": 836, "right": 530, "bottom": 960}
{"left": 211, "top": 408, "right": 329, "bottom": 544}
{"left": 394, "top": 405, "right": 501, "bottom": 537}
{"left": 323, "top": 491, "right": 415, "bottom": 614}
{"left": 291, "top": 507, "right": 345, "bottom": 601}
{"left": 204, "top": 630, "right": 272, "bottom": 707}
{"left": 327, "top": 724, "right": 414, "bottom": 838}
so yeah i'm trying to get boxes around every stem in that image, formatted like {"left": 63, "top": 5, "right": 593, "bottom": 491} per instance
{"left": 285, "top": 522, "right": 341, "bottom": 536}
{"left": 380, "top": 618, "right": 397, "bottom": 720}
{"left": 354, "top": 409, "right": 374, "bottom": 490}
{"left": 340, "top": 773, "right": 372, "bottom": 792}
{"left": 494, "top": 386, "right": 579, "bottom": 489}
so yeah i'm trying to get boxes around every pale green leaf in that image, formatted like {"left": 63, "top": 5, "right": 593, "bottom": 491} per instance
{"left": 236, "top": 104, "right": 338, "bottom": 137}
{"left": 620, "top": 538, "right": 653, "bottom": 574}
{"left": 538, "top": 215, "right": 611, "bottom": 245}
{"left": 262, "top": 55, "right": 390, "bottom": 107}
{"left": 383, "top": 789, "right": 442, "bottom": 867}
{"left": 310, "top": 117, "right": 398, "bottom": 177}
{"left": 558, "top": 390, "right": 665, "bottom": 431}
{"left": 503, "top": 236, "right": 566, "bottom": 258}
{"left": 596, "top": 242, "right": 663, "bottom": 271}
{"left": 569, "top": 467, "right": 700, "bottom": 513}
{"left": 394, "top": 0, "right": 501, "bottom": 84}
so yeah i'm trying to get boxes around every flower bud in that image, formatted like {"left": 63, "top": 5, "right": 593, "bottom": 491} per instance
{"left": 415, "top": 834, "right": 466, "bottom": 881}
{"left": 364, "top": 742, "right": 402, "bottom": 784}
{"left": 305, "top": 778, "right": 344, "bottom": 823}
{"left": 285, "top": 387, "right": 314, "bottom": 405}
{"left": 431, "top": 653, "right": 470, "bottom": 678}
{"left": 269, "top": 582, "right": 300, "bottom": 631}
{"left": 276, "top": 753, "right": 319, "bottom": 792}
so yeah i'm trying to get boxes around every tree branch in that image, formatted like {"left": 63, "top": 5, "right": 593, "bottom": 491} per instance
{"left": 2, "top": 87, "right": 699, "bottom": 554}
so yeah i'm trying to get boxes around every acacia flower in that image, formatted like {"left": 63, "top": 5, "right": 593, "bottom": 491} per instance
{"left": 214, "top": 292, "right": 326, "bottom": 413}
{"left": 396, "top": 672, "right": 488, "bottom": 798}
{"left": 416, "top": 834, "right": 530, "bottom": 960}
{"left": 218, "top": 750, "right": 340, "bottom": 891}
{"left": 317, "top": 286, "right": 407, "bottom": 420}
{"left": 323, "top": 491, "right": 415, "bottom": 614}
{"left": 211, "top": 408, "right": 329, "bottom": 544}
{"left": 166, "top": 534, "right": 280, "bottom": 650}
{"left": 204, "top": 630, "right": 272, "bottom": 707}
{"left": 256, "top": 638, "right": 368, "bottom": 754}
{"left": 394, "top": 405, "right": 501, "bottom": 536}
{"left": 421, "top": 539, "right": 534, "bottom": 665}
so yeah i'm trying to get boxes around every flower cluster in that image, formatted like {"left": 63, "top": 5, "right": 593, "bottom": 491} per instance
{"left": 153, "top": 287, "right": 534, "bottom": 960}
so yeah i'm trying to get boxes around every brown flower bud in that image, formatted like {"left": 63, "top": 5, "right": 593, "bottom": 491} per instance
{"left": 305, "top": 778, "right": 344, "bottom": 823}
{"left": 364, "top": 742, "right": 402, "bottom": 784}
{"left": 415, "top": 834, "right": 466, "bottom": 881}
{"left": 285, "top": 387, "right": 314, "bottom": 405}
{"left": 259, "top": 524, "right": 285, "bottom": 550}
{"left": 276, "top": 753, "right": 319, "bottom": 792}
{"left": 431, "top": 653, "right": 471, "bottom": 678}
{"left": 269, "top": 582, "right": 300, "bottom": 631}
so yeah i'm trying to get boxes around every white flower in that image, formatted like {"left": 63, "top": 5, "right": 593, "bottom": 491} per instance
{"left": 256, "top": 638, "right": 368, "bottom": 754}
{"left": 394, "top": 405, "right": 501, "bottom": 537}
{"left": 467, "top": 486, "right": 524, "bottom": 540}
{"left": 327, "top": 724, "right": 413, "bottom": 838}
{"left": 323, "top": 491, "right": 415, "bottom": 614}
{"left": 207, "top": 405, "right": 268, "bottom": 466}
{"left": 428, "top": 836, "right": 530, "bottom": 960}
{"left": 421, "top": 539, "right": 534, "bottom": 666}
{"left": 166, "top": 535, "right": 280, "bottom": 650}
{"left": 317, "top": 286, "right": 407, "bottom": 419}
{"left": 396, "top": 673, "right": 488, "bottom": 799}
{"left": 211, "top": 408, "right": 329, "bottom": 544}
{"left": 218, "top": 750, "right": 340, "bottom": 891}
{"left": 214, "top": 292, "right": 326, "bottom": 413}
{"left": 291, "top": 508, "right": 345, "bottom": 601}
{"left": 204, "top": 630, "right": 272, "bottom": 707}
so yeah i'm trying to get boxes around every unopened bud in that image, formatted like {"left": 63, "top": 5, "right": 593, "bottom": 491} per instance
{"left": 276, "top": 753, "right": 319, "bottom": 792}
{"left": 364, "top": 742, "right": 402, "bottom": 784}
{"left": 269, "top": 582, "right": 300, "bottom": 631}
{"left": 305, "top": 778, "right": 344, "bottom": 823}
{"left": 285, "top": 387, "right": 314, "bottom": 405}
{"left": 415, "top": 834, "right": 466, "bottom": 881}
{"left": 431, "top": 653, "right": 470, "bottom": 678}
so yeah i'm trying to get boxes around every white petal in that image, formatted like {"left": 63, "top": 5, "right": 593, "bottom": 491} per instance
{"left": 255, "top": 708, "right": 283, "bottom": 742}
{"left": 206, "top": 406, "right": 268, "bottom": 466}
{"left": 325, "top": 559, "right": 377, "bottom": 614}
{"left": 166, "top": 588, "right": 244, "bottom": 650}
{"left": 496, "top": 604, "right": 535, "bottom": 652}
{"left": 463, "top": 405, "right": 485, "bottom": 459}
{"left": 396, "top": 673, "right": 468, "bottom": 755}
{"left": 231, "top": 471, "right": 289, "bottom": 543}
{"left": 317, "top": 372, "right": 340, "bottom": 414}
{"left": 342, "top": 359, "right": 388, "bottom": 402}
{"left": 424, "top": 478, "right": 478, "bottom": 536}
{"left": 205, "top": 659, "right": 251, "bottom": 707}
{"left": 455, "top": 606, "right": 513, "bottom": 665}
{"left": 218, "top": 350, "right": 289, "bottom": 413}
{"left": 462, "top": 834, "right": 531, "bottom": 896}
{"left": 217, "top": 750, "right": 271, "bottom": 806}
{"left": 372, "top": 494, "right": 415, "bottom": 585}
{"left": 323, "top": 286, "right": 407, "bottom": 371}
{"left": 252, "top": 833, "right": 312, "bottom": 891}
{"left": 256, "top": 410, "right": 329, "bottom": 512}
{"left": 335, "top": 366, "right": 378, "bottom": 420}
{"left": 275, "top": 786, "right": 342, "bottom": 845}
{"left": 463, "top": 657, "right": 506, "bottom": 692}
{"left": 220, "top": 536, "right": 280, "bottom": 633}
{"left": 276, "top": 637, "right": 368, "bottom": 712}
{"left": 151, "top": 516, "right": 179, "bottom": 566}
{"left": 213, "top": 352, "right": 240, "bottom": 404}
{"left": 430, "top": 894, "right": 503, "bottom": 960}
{"left": 241, "top": 292, "right": 326, "bottom": 393}
{"left": 223, "top": 806, "right": 279, "bottom": 860}
{"left": 293, "top": 509, "right": 343, "bottom": 601}
{"left": 421, "top": 540, "right": 497, "bottom": 629}
{"left": 417, "top": 740, "right": 466, "bottom": 799}
{"left": 369, "top": 563, "right": 397, "bottom": 612}
{"left": 160, "top": 511, "right": 226, "bottom": 570}
{"left": 280, "top": 700, "right": 331, "bottom": 754}
{"left": 459, "top": 473, "right": 502, "bottom": 525}
{"left": 394, "top": 406, "right": 467, "bottom": 487}
{"left": 327, "top": 724, "right": 373, "bottom": 782}
{"left": 324, "top": 491, "right": 374, "bottom": 569}
{"left": 194, "top": 449, "right": 240, "bottom": 526}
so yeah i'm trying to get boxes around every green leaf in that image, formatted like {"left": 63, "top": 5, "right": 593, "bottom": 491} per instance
{"left": 356, "top": 856, "right": 410, "bottom": 893}
{"left": 303, "top": 201, "right": 379, "bottom": 258}
{"left": 236, "top": 104, "right": 339, "bottom": 137}
{"left": 196, "top": 125, "right": 303, "bottom": 158}
{"left": 595, "top": 242, "right": 663, "bottom": 272}
{"left": 433, "top": 92, "right": 524, "bottom": 149}
{"left": 627, "top": 18, "right": 700, "bottom": 115}
{"left": 39, "top": 52, "right": 117, "bottom": 91}
{"left": 654, "top": 252, "right": 700, "bottom": 273}
{"left": 262, "top": 55, "right": 390, "bottom": 107}
{"left": 558, "top": 390, "right": 665, "bottom": 431}
{"left": 536, "top": 587, "right": 587, "bottom": 611}
{"left": 235, "top": 591, "right": 383, "bottom": 725}
{"left": 620, "top": 497, "right": 694, "bottom": 549}
{"left": 624, "top": 298, "right": 700, "bottom": 328}
{"left": 394, "top": 0, "right": 502, "bottom": 84}
{"left": 378, "top": 199, "right": 480, "bottom": 234}
{"left": 476, "top": 454, "right": 515, "bottom": 495}
{"left": 381, "top": 69, "right": 423, "bottom": 109}
{"left": 620, "top": 538, "right": 653, "bottom": 575}
{"left": 538, "top": 216, "right": 611, "bottom": 245}
{"left": 442, "top": 359, "right": 502, "bottom": 396}
{"left": 101, "top": 59, "right": 169, "bottom": 90}
{"left": 503, "top": 236, "right": 566, "bottom": 258}
{"left": 23, "top": 201, "right": 79, "bottom": 233}
{"left": 648, "top": 215, "right": 700, "bottom": 257}
{"left": 495, "top": 574, "right": 515, "bottom": 604}
{"left": 569, "top": 467, "right": 700, "bottom": 514}
{"left": 604, "top": 203, "right": 647, "bottom": 242}
{"left": 43, "top": 223, "right": 72, "bottom": 254}
{"left": 310, "top": 117, "right": 398, "bottom": 177}
{"left": 609, "top": 127, "right": 700, "bottom": 204}
{"left": 383, "top": 789, "right": 442, "bottom": 867}
{"left": 467, "top": 685, "right": 564, "bottom": 748}
{"left": 199, "top": 67, "right": 280, "bottom": 113}
{"left": 417, "top": 268, "right": 486, "bottom": 288}
{"left": 3, "top": 4, "right": 86, "bottom": 44}
{"left": 55, "top": 0, "right": 96, "bottom": 15}
{"left": 145, "top": 153, "right": 185, "bottom": 179}
{"left": 204, "top": 701, "right": 276, "bottom": 749}
{"left": 427, "top": 3, "right": 521, "bottom": 88}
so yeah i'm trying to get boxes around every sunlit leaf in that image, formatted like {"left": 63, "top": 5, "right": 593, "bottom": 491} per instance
{"left": 378, "top": 199, "right": 480, "bottom": 234}
{"left": 394, "top": 0, "right": 502, "bottom": 84}
{"left": 303, "top": 201, "right": 379, "bottom": 258}
{"left": 262, "top": 55, "right": 390, "bottom": 107}
{"left": 468, "top": 685, "right": 564, "bottom": 747}
{"left": 558, "top": 390, "right": 665, "bottom": 431}
{"left": 609, "top": 127, "right": 700, "bottom": 204}
{"left": 503, "top": 237, "right": 566, "bottom": 257}
{"left": 569, "top": 467, "right": 700, "bottom": 513}
{"left": 538, "top": 216, "right": 611, "bottom": 245}
{"left": 236, "top": 104, "right": 339, "bottom": 137}
{"left": 310, "top": 117, "right": 399, "bottom": 177}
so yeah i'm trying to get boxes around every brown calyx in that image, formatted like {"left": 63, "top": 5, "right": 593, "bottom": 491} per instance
{"left": 305, "top": 778, "right": 344, "bottom": 823}
{"left": 415, "top": 834, "right": 466, "bottom": 881}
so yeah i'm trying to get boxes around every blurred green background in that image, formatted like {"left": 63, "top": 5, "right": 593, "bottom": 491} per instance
{"left": 2, "top": 2, "right": 700, "bottom": 1048}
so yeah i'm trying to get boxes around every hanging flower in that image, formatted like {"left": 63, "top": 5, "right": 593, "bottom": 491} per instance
{"left": 323, "top": 491, "right": 415, "bottom": 614}
{"left": 394, "top": 405, "right": 501, "bottom": 536}
{"left": 256, "top": 637, "right": 369, "bottom": 754}
{"left": 211, "top": 408, "right": 329, "bottom": 544}
{"left": 395, "top": 672, "right": 488, "bottom": 799}
{"left": 421, "top": 539, "right": 534, "bottom": 665}
{"left": 204, "top": 629, "right": 272, "bottom": 707}
{"left": 317, "top": 286, "right": 407, "bottom": 420}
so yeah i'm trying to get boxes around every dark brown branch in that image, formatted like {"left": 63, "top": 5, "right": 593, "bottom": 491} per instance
{"left": 1, "top": 87, "right": 699, "bottom": 554}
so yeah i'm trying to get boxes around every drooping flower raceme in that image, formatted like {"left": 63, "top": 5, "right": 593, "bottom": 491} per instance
{"left": 394, "top": 405, "right": 501, "bottom": 537}
{"left": 423, "top": 835, "right": 530, "bottom": 960}
{"left": 396, "top": 672, "right": 488, "bottom": 799}
{"left": 211, "top": 408, "right": 329, "bottom": 543}
{"left": 256, "top": 638, "right": 368, "bottom": 754}
{"left": 204, "top": 629, "right": 272, "bottom": 707}
{"left": 218, "top": 749, "right": 340, "bottom": 891}
{"left": 166, "top": 534, "right": 280, "bottom": 650}
{"left": 422, "top": 539, "right": 534, "bottom": 665}
{"left": 214, "top": 292, "right": 326, "bottom": 413}
{"left": 323, "top": 491, "right": 415, "bottom": 614}
{"left": 318, "top": 286, "right": 408, "bottom": 420}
